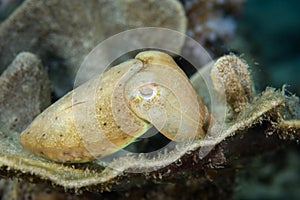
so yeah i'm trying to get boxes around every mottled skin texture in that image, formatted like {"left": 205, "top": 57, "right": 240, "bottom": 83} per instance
{"left": 128, "top": 51, "right": 208, "bottom": 141}
{"left": 18, "top": 91, "right": 95, "bottom": 162}
{"left": 19, "top": 51, "right": 208, "bottom": 163}
{"left": 94, "top": 60, "right": 151, "bottom": 150}
{"left": 19, "top": 60, "right": 150, "bottom": 163}
{"left": 210, "top": 55, "right": 253, "bottom": 114}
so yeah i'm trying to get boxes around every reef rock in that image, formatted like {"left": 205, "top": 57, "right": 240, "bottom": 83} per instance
{"left": 0, "top": 52, "right": 51, "bottom": 132}
{"left": 0, "top": 0, "right": 187, "bottom": 97}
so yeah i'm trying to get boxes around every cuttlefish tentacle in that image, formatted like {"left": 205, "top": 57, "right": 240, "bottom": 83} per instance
{"left": 19, "top": 51, "right": 208, "bottom": 163}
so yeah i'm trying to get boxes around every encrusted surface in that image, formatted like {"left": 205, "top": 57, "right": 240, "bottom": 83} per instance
{"left": 0, "top": 52, "right": 51, "bottom": 132}
{"left": 0, "top": 88, "right": 299, "bottom": 193}
{"left": 0, "top": 0, "right": 186, "bottom": 96}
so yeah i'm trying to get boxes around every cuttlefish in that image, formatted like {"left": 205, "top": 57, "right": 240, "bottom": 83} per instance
{"left": 19, "top": 51, "right": 210, "bottom": 163}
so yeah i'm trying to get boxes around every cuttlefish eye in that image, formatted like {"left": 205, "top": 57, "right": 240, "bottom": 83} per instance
{"left": 136, "top": 84, "right": 158, "bottom": 100}
{"left": 18, "top": 50, "right": 207, "bottom": 163}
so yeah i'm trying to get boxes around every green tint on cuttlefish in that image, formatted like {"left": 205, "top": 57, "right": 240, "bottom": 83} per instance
{"left": 19, "top": 50, "right": 208, "bottom": 163}
{"left": 19, "top": 59, "right": 151, "bottom": 163}
{"left": 126, "top": 51, "right": 208, "bottom": 141}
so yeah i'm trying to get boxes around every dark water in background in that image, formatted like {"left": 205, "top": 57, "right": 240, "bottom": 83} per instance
{"left": 0, "top": 0, "right": 23, "bottom": 21}
{"left": 0, "top": 0, "right": 300, "bottom": 199}
{"left": 231, "top": 1, "right": 300, "bottom": 199}
{"left": 232, "top": 0, "right": 300, "bottom": 95}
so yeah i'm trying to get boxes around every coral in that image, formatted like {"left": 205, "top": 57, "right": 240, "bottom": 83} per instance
{"left": 0, "top": 83, "right": 300, "bottom": 198}
{"left": 181, "top": 0, "right": 244, "bottom": 57}
{"left": 0, "top": 52, "right": 299, "bottom": 199}
{"left": 211, "top": 55, "right": 253, "bottom": 114}
{"left": 0, "top": 0, "right": 186, "bottom": 97}
{"left": 0, "top": 179, "right": 101, "bottom": 200}
{"left": 0, "top": 52, "right": 51, "bottom": 132}
{"left": 19, "top": 51, "right": 207, "bottom": 163}
{"left": 0, "top": 1, "right": 299, "bottom": 199}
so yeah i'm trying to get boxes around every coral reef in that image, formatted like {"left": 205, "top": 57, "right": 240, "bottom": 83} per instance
{"left": 0, "top": 52, "right": 51, "bottom": 132}
{"left": 0, "top": 0, "right": 186, "bottom": 97}
{"left": 0, "top": 180, "right": 101, "bottom": 200}
{"left": 0, "top": 60, "right": 299, "bottom": 198}
{"left": 0, "top": 0, "right": 299, "bottom": 199}
{"left": 19, "top": 51, "right": 207, "bottom": 163}
{"left": 0, "top": 52, "right": 100, "bottom": 200}
{"left": 181, "top": 0, "right": 244, "bottom": 57}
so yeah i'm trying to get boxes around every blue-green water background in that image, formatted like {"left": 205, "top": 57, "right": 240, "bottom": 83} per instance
{"left": 0, "top": 0, "right": 299, "bottom": 199}
{"left": 233, "top": 0, "right": 300, "bottom": 95}
{"left": 231, "top": 1, "right": 300, "bottom": 199}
